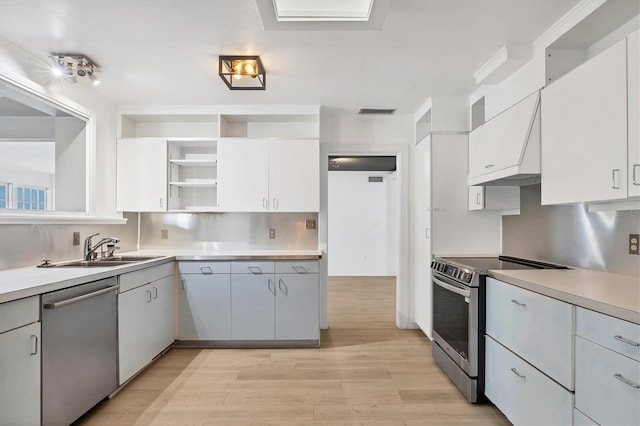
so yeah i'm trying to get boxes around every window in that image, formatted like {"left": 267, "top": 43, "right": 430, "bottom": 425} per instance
{"left": 0, "top": 184, "right": 6, "bottom": 208}
{"left": 16, "top": 186, "right": 46, "bottom": 210}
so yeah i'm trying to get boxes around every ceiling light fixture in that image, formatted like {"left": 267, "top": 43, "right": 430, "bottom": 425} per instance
{"left": 50, "top": 54, "right": 101, "bottom": 86}
{"left": 218, "top": 55, "right": 266, "bottom": 90}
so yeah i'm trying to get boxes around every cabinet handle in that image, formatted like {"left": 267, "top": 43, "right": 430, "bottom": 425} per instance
{"left": 476, "top": 192, "right": 481, "bottom": 205}
{"left": 612, "top": 169, "right": 621, "bottom": 189}
{"left": 633, "top": 164, "right": 640, "bottom": 186}
{"left": 272, "top": 198, "right": 278, "bottom": 210}
{"left": 267, "top": 279, "right": 276, "bottom": 295}
{"left": 160, "top": 198, "right": 164, "bottom": 208}
{"left": 263, "top": 198, "right": 268, "bottom": 210}
{"left": 30, "top": 335, "right": 38, "bottom": 356}
{"left": 614, "top": 373, "right": 640, "bottom": 389}
{"left": 278, "top": 279, "right": 288, "bottom": 296}
{"left": 511, "top": 299, "right": 526, "bottom": 308}
{"left": 200, "top": 266, "right": 213, "bottom": 274}
{"left": 146, "top": 289, "right": 152, "bottom": 303}
{"left": 248, "top": 266, "right": 263, "bottom": 274}
{"left": 292, "top": 265, "right": 308, "bottom": 274}
{"left": 485, "top": 164, "right": 494, "bottom": 169}
{"left": 511, "top": 368, "right": 526, "bottom": 379}
{"left": 614, "top": 335, "right": 640, "bottom": 347}
{"left": 153, "top": 286, "right": 158, "bottom": 299}
{"left": 181, "top": 278, "right": 186, "bottom": 289}
{"left": 425, "top": 228, "right": 430, "bottom": 239}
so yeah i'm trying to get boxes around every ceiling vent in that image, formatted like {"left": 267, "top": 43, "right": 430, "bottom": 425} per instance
{"left": 358, "top": 108, "right": 396, "bottom": 115}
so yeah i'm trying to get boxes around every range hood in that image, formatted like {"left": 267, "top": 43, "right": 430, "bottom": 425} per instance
{"left": 467, "top": 91, "right": 541, "bottom": 186}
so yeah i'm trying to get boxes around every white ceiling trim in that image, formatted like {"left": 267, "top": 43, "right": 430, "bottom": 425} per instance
{"left": 473, "top": 44, "right": 533, "bottom": 85}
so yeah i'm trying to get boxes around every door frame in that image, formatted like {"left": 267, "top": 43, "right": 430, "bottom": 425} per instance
{"left": 319, "top": 143, "right": 411, "bottom": 329}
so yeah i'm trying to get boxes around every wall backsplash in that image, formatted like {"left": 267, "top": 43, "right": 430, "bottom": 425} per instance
{"left": 0, "top": 212, "right": 138, "bottom": 270}
{"left": 139, "top": 212, "right": 319, "bottom": 250}
{"left": 502, "top": 185, "right": 640, "bottom": 277}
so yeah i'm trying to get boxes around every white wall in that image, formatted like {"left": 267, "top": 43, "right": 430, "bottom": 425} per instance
{"left": 328, "top": 170, "right": 398, "bottom": 276}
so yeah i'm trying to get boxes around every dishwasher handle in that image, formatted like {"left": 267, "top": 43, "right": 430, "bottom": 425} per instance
{"left": 43, "top": 285, "right": 119, "bottom": 309}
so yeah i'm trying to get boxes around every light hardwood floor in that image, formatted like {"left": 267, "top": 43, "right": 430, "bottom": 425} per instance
{"left": 77, "top": 276, "right": 509, "bottom": 425}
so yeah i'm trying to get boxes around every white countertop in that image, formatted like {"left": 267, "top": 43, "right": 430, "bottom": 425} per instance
{"left": 0, "top": 249, "right": 323, "bottom": 304}
{"left": 490, "top": 268, "right": 640, "bottom": 325}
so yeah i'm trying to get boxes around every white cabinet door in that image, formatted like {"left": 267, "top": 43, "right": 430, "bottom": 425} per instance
{"left": 231, "top": 273, "right": 275, "bottom": 340}
{"left": 541, "top": 38, "right": 628, "bottom": 204}
{"left": 118, "top": 276, "right": 173, "bottom": 385}
{"left": 118, "top": 283, "right": 152, "bottom": 384}
{"left": 217, "top": 138, "right": 269, "bottom": 212}
{"left": 148, "top": 276, "right": 174, "bottom": 356}
{"left": 0, "top": 322, "right": 40, "bottom": 426}
{"left": 413, "top": 136, "right": 432, "bottom": 336}
{"left": 116, "top": 138, "right": 168, "bottom": 211}
{"left": 268, "top": 139, "right": 320, "bottom": 212}
{"left": 179, "top": 273, "right": 231, "bottom": 340}
{"left": 628, "top": 30, "right": 640, "bottom": 197}
{"left": 275, "top": 273, "right": 319, "bottom": 340}
{"left": 485, "top": 336, "right": 573, "bottom": 426}
{"left": 467, "top": 126, "right": 487, "bottom": 180}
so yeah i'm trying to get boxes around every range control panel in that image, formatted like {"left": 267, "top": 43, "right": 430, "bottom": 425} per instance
{"left": 431, "top": 260, "right": 474, "bottom": 284}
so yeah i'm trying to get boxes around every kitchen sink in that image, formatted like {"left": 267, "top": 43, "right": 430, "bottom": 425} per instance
{"left": 53, "top": 260, "right": 135, "bottom": 267}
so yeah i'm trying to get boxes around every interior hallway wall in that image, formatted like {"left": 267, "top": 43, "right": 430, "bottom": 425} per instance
{"left": 328, "top": 170, "right": 398, "bottom": 276}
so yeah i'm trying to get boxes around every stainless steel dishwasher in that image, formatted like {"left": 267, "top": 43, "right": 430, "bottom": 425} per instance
{"left": 41, "top": 277, "right": 119, "bottom": 425}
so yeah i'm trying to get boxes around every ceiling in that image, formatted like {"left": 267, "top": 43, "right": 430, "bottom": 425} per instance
{"left": 0, "top": 0, "right": 582, "bottom": 114}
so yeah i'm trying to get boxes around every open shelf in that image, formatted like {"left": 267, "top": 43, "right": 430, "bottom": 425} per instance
{"left": 169, "top": 159, "right": 217, "bottom": 167}
{"left": 169, "top": 180, "right": 217, "bottom": 188}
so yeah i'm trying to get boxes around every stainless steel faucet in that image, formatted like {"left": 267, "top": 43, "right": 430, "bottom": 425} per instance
{"left": 84, "top": 233, "right": 121, "bottom": 260}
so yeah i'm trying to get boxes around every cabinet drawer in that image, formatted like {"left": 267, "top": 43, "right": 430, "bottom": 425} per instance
{"left": 486, "top": 277, "right": 574, "bottom": 389}
{"left": 485, "top": 335, "right": 573, "bottom": 425}
{"left": 231, "top": 261, "right": 275, "bottom": 274}
{"left": 0, "top": 296, "right": 39, "bottom": 334}
{"left": 576, "top": 307, "right": 640, "bottom": 361}
{"left": 178, "top": 261, "right": 231, "bottom": 275}
{"left": 119, "top": 261, "right": 174, "bottom": 293}
{"left": 575, "top": 336, "right": 640, "bottom": 426}
{"left": 275, "top": 260, "right": 319, "bottom": 274}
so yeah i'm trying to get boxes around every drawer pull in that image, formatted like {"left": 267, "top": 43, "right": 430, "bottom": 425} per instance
{"left": 292, "top": 265, "right": 308, "bottom": 274}
{"left": 30, "top": 335, "right": 38, "bottom": 356}
{"left": 200, "top": 266, "right": 213, "bottom": 274}
{"left": 613, "top": 373, "right": 640, "bottom": 389}
{"left": 510, "top": 299, "right": 526, "bottom": 308}
{"left": 248, "top": 266, "right": 263, "bottom": 274}
{"left": 614, "top": 335, "right": 640, "bottom": 347}
{"left": 511, "top": 368, "right": 526, "bottom": 380}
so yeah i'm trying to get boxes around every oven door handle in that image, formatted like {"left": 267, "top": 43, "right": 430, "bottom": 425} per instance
{"left": 433, "top": 276, "right": 471, "bottom": 298}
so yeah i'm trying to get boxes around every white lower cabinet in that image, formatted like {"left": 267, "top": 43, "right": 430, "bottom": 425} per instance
{"left": 575, "top": 307, "right": 640, "bottom": 426}
{"left": 118, "top": 265, "right": 174, "bottom": 385}
{"left": 179, "top": 271, "right": 232, "bottom": 340}
{"left": 275, "top": 270, "right": 319, "bottom": 340}
{"left": 485, "top": 336, "right": 573, "bottom": 425}
{"left": 231, "top": 271, "right": 276, "bottom": 340}
{"left": 0, "top": 321, "right": 41, "bottom": 426}
{"left": 486, "top": 277, "right": 574, "bottom": 389}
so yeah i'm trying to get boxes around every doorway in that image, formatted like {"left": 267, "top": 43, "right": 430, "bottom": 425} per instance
{"left": 319, "top": 144, "right": 410, "bottom": 330}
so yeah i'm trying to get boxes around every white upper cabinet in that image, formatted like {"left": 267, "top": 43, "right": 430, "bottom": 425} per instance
{"left": 116, "top": 138, "right": 168, "bottom": 212}
{"left": 541, "top": 37, "right": 628, "bottom": 204}
{"left": 467, "top": 91, "right": 541, "bottom": 186}
{"left": 628, "top": 30, "right": 640, "bottom": 198}
{"left": 269, "top": 139, "right": 319, "bottom": 212}
{"left": 217, "top": 138, "right": 269, "bottom": 212}
{"left": 217, "top": 138, "right": 319, "bottom": 212}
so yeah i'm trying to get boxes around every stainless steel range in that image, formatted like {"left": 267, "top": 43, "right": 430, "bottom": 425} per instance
{"left": 430, "top": 255, "right": 567, "bottom": 403}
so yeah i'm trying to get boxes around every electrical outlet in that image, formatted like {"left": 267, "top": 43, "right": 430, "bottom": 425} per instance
{"left": 161, "top": 229, "right": 169, "bottom": 240}
{"left": 269, "top": 229, "right": 276, "bottom": 239}
{"left": 630, "top": 234, "right": 639, "bottom": 255}
{"left": 305, "top": 219, "right": 316, "bottom": 230}
{"left": 73, "top": 232, "right": 80, "bottom": 246}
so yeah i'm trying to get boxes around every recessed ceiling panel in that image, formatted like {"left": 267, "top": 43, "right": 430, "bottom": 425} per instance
{"left": 273, "top": 0, "right": 374, "bottom": 21}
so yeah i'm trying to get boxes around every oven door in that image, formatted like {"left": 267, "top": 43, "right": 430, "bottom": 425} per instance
{"left": 431, "top": 272, "right": 478, "bottom": 377}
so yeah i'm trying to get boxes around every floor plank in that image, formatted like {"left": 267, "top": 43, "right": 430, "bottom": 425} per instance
{"left": 77, "top": 276, "right": 509, "bottom": 425}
